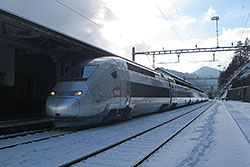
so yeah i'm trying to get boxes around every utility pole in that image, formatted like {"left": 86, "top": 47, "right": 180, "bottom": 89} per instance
{"left": 132, "top": 47, "right": 135, "bottom": 61}
{"left": 153, "top": 54, "right": 155, "bottom": 69}
{"left": 177, "top": 54, "right": 180, "bottom": 63}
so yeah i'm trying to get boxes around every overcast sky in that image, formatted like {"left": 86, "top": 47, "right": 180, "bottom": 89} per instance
{"left": 0, "top": 0, "right": 249, "bottom": 73}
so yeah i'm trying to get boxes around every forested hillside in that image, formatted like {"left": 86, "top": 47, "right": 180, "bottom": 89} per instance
{"left": 218, "top": 38, "right": 250, "bottom": 87}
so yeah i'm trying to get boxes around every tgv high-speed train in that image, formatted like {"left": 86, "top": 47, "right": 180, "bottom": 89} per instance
{"left": 46, "top": 56, "right": 208, "bottom": 127}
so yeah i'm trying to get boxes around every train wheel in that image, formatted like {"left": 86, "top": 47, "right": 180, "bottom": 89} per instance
{"left": 159, "top": 104, "right": 169, "bottom": 112}
{"left": 171, "top": 103, "right": 177, "bottom": 109}
{"left": 104, "top": 108, "right": 131, "bottom": 123}
{"left": 114, "top": 107, "right": 131, "bottom": 122}
{"left": 115, "top": 109, "right": 123, "bottom": 121}
{"left": 125, "top": 106, "right": 132, "bottom": 119}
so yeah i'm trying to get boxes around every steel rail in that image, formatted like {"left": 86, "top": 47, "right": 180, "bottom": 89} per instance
{"left": 0, "top": 128, "right": 80, "bottom": 150}
{"left": 131, "top": 102, "right": 214, "bottom": 167}
{"left": 0, "top": 127, "right": 60, "bottom": 140}
{"left": 0, "top": 121, "right": 108, "bottom": 149}
{"left": 60, "top": 102, "right": 212, "bottom": 167}
{"left": 0, "top": 122, "right": 107, "bottom": 150}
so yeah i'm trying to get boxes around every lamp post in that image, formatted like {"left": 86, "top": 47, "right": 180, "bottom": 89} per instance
{"left": 211, "top": 16, "right": 219, "bottom": 48}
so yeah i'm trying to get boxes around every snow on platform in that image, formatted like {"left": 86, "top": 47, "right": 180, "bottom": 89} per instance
{"left": 143, "top": 100, "right": 250, "bottom": 167}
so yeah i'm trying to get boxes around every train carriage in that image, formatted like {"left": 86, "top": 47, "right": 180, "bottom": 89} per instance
{"left": 46, "top": 56, "right": 208, "bottom": 127}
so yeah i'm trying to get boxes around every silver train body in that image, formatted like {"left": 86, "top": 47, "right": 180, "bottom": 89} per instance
{"left": 46, "top": 57, "right": 208, "bottom": 127}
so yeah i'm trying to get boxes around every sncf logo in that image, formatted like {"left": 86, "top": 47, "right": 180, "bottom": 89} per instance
{"left": 113, "top": 86, "right": 121, "bottom": 97}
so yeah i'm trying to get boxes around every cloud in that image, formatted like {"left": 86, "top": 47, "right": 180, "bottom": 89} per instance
{"left": 0, "top": 0, "right": 115, "bottom": 50}
{"left": 100, "top": 6, "right": 117, "bottom": 21}
{"left": 173, "top": 15, "right": 197, "bottom": 30}
{"left": 202, "top": 6, "right": 217, "bottom": 24}
{"left": 0, "top": 0, "right": 248, "bottom": 73}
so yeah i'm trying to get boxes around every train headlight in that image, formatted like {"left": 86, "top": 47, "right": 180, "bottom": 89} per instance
{"left": 74, "top": 91, "right": 83, "bottom": 96}
{"left": 68, "top": 91, "right": 83, "bottom": 96}
{"left": 49, "top": 91, "right": 56, "bottom": 96}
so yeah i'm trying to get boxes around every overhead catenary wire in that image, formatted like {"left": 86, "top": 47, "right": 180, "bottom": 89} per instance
{"left": 54, "top": 0, "right": 101, "bottom": 27}
{"left": 154, "top": 1, "right": 182, "bottom": 41}
{"left": 169, "top": 0, "right": 194, "bottom": 39}
{"left": 241, "top": 11, "right": 250, "bottom": 39}
{"left": 243, "top": 12, "right": 250, "bottom": 29}
{"left": 236, "top": 0, "right": 246, "bottom": 27}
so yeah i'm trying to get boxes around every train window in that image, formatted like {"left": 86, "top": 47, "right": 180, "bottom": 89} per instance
{"left": 111, "top": 71, "right": 118, "bottom": 79}
{"left": 62, "top": 64, "right": 98, "bottom": 81}
{"left": 82, "top": 65, "right": 98, "bottom": 79}
{"left": 127, "top": 63, "right": 155, "bottom": 78}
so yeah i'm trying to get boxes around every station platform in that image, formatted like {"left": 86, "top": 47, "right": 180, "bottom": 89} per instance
{"left": 0, "top": 113, "right": 54, "bottom": 135}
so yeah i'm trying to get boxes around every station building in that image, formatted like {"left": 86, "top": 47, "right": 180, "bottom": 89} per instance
{"left": 0, "top": 8, "right": 115, "bottom": 117}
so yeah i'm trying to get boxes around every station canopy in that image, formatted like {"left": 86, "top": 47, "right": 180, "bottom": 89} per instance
{"left": 0, "top": 8, "right": 116, "bottom": 61}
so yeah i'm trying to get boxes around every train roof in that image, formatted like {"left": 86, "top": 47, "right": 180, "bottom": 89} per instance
{"left": 155, "top": 68, "right": 204, "bottom": 92}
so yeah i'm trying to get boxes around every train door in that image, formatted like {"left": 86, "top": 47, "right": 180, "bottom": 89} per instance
{"left": 168, "top": 80, "right": 173, "bottom": 106}
{"left": 91, "top": 67, "right": 121, "bottom": 114}
{"left": 125, "top": 82, "right": 131, "bottom": 106}
{"left": 91, "top": 85, "right": 104, "bottom": 115}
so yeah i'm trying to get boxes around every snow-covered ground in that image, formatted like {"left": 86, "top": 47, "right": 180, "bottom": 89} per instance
{"left": 142, "top": 100, "right": 250, "bottom": 167}
{"left": 73, "top": 102, "right": 211, "bottom": 167}
{"left": 1, "top": 100, "right": 250, "bottom": 167}
{"left": 0, "top": 102, "right": 209, "bottom": 166}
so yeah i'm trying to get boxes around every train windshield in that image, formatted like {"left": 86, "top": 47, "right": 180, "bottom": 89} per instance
{"left": 62, "top": 64, "right": 98, "bottom": 81}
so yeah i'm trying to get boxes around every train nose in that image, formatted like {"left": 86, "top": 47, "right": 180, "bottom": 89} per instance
{"left": 46, "top": 98, "right": 80, "bottom": 117}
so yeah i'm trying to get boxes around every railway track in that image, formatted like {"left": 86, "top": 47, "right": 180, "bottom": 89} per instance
{"left": 0, "top": 118, "right": 54, "bottom": 135}
{"left": 132, "top": 102, "right": 214, "bottom": 167}
{"left": 60, "top": 101, "right": 214, "bottom": 167}
{"left": 0, "top": 128, "right": 79, "bottom": 150}
{"left": 0, "top": 121, "right": 110, "bottom": 150}
{"left": 0, "top": 102, "right": 208, "bottom": 151}
{"left": 1, "top": 120, "right": 108, "bottom": 150}
{"left": 0, "top": 127, "right": 60, "bottom": 140}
